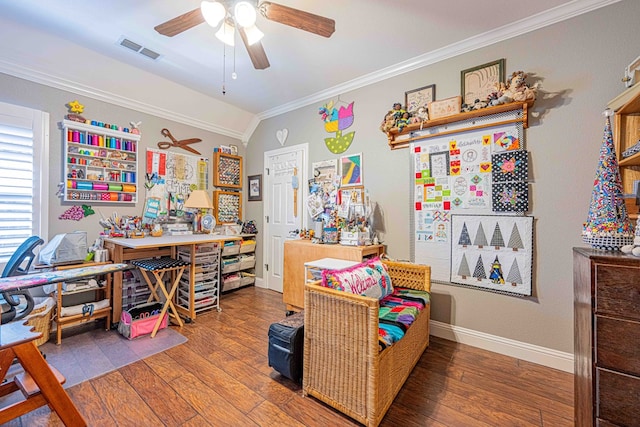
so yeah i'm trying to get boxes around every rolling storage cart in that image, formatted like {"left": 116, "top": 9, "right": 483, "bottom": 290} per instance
{"left": 176, "top": 242, "right": 222, "bottom": 317}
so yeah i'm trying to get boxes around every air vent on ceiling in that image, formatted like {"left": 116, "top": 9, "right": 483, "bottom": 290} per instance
{"left": 139, "top": 48, "right": 160, "bottom": 60}
{"left": 118, "top": 37, "right": 161, "bottom": 61}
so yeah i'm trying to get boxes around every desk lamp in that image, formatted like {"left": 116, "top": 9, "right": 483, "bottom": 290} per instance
{"left": 184, "top": 190, "right": 215, "bottom": 233}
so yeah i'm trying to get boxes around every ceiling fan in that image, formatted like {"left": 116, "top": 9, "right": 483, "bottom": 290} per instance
{"left": 154, "top": 1, "right": 336, "bottom": 70}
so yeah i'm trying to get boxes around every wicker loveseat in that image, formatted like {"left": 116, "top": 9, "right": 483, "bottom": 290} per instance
{"left": 303, "top": 260, "right": 431, "bottom": 427}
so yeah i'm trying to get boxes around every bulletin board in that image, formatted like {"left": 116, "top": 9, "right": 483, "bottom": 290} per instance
{"left": 410, "top": 109, "right": 530, "bottom": 292}
{"left": 145, "top": 148, "right": 209, "bottom": 218}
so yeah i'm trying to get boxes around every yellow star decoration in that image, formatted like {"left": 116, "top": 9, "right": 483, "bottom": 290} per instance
{"left": 67, "top": 100, "right": 84, "bottom": 114}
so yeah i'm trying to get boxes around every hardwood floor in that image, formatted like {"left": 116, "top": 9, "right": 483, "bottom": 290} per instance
{"left": 7, "top": 287, "right": 574, "bottom": 426}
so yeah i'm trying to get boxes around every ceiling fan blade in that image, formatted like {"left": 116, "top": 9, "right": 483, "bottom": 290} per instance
{"left": 239, "top": 27, "right": 270, "bottom": 70}
{"left": 154, "top": 8, "right": 204, "bottom": 37}
{"left": 259, "top": 1, "right": 335, "bottom": 38}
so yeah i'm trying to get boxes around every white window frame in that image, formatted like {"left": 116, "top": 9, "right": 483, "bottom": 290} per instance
{"left": 0, "top": 101, "right": 49, "bottom": 267}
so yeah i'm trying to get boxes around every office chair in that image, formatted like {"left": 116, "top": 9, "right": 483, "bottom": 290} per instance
{"left": 1, "top": 236, "right": 44, "bottom": 324}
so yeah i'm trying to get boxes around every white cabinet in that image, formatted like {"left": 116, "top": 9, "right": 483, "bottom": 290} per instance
{"left": 221, "top": 234, "right": 256, "bottom": 292}
{"left": 63, "top": 119, "right": 140, "bottom": 203}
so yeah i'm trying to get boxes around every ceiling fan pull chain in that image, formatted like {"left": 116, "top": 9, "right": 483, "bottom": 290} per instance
{"left": 232, "top": 42, "right": 238, "bottom": 80}
{"left": 222, "top": 43, "right": 226, "bottom": 95}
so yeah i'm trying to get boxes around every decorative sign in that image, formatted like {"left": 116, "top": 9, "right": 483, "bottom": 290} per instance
{"left": 318, "top": 99, "right": 356, "bottom": 154}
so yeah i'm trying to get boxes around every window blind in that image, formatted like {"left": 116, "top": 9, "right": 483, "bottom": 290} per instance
{"left": 0, "top": 102, "right": 49, "bottom": 265}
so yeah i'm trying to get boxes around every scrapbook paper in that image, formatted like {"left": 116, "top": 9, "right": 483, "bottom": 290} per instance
{"left": 414, "top": 150, "right": 430, "bottom": 177}
{"left": 492, "top": 181, "right": 529, "bottom": 212}
{"left": 429, "top": 151, "right": 450, "bottom": 177}
{"left": 450, "top": 173, "right": 491, "bottom": 210}
{"left": 424, "top": 177, "right": 451, "bottom": 210}
{"left": 492, "top": 150, "right": 528, "bottom": 183}
{"left": 433, "top": 211, "right": 450, "bottom": 243}
{"left": 492, "top": 129, "right": 520, "bottom": 152}
{"left": 416, "top": 210, "right": 435, "bottom": 242}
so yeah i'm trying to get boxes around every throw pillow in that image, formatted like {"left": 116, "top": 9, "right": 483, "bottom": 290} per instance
{"left": 321, "top": 257, "right": 393, "bottom": 299}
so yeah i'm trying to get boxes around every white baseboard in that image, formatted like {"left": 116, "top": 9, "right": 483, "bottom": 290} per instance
{"left": 255, "top": 277, "right": 265, "bottom": 288}
{"left": 429, "top": 320, "right": 574, "bottom": 373}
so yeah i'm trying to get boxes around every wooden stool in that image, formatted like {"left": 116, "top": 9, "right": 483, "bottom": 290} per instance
{"left": 131, "top": 257, "right": 188, "bottom": 338}
{"left": 0, "top": 322, "right": 86, "bottom": 426}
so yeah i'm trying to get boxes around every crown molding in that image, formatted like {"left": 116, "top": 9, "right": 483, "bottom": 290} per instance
{"left": 0, "top": 0, "right": 621, "bottom": 143}
{"left": 0, "top": 59, "right": 245, "bottom": 140}
{"left": 256, "top": 0, "right": 621, "bottom": 122}
{"left": 241, "top": 115, "right": 261, "bottom": 146}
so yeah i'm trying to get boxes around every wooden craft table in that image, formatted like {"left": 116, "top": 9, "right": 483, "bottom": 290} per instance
{"left": 104, "top": 234, "right": 241, "bottom": 323}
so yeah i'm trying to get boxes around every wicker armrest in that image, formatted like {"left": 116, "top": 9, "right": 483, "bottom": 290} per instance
{"left": 382, "top": 259, "right": 431, "bottom": 292}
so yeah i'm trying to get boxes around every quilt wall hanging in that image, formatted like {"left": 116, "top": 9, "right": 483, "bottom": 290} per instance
{"left": 450, "top": 214, "right": 533, "bottom": 296}
{"left": 318, "top": 99, "right": 355, "bottom": 154}
{"left": 410, "top": 110, "right": 533, "bottom": 292}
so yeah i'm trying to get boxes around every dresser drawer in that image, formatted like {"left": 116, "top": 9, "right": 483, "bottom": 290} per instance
{"left": 596, "top": 315, "right": 640, "bottom": 376}
{"left": 596, "top": 368, "right": 640, "bottom": 426}
{"left": 595, "top": 264, "right": 640, "bottom": 321}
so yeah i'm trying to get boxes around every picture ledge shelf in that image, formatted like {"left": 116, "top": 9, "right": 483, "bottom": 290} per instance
{"left": 386, "top": 101, "right": 533, "bottom": 150}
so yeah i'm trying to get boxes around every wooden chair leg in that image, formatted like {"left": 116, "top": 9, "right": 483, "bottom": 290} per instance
{"left": 140, "top": 269, "right": 162, "bottom": 303}
{"left": 10, "top": 342, "right": 86, "bottom": 426}
{"left": 150, "top": 267, "right": 184, "bottom": 338}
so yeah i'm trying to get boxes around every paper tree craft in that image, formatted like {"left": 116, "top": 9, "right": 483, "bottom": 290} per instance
{"left": 582, "top": 114, "right": 634, "bottom": 250}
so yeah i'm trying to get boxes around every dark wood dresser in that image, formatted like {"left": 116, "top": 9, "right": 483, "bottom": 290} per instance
{"left": 573, "top": 248, "right": 640, "bottom": 427}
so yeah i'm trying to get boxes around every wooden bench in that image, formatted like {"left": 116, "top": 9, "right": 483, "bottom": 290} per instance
{"left": 303, "top": 260, "right": 431, "bottom": 427}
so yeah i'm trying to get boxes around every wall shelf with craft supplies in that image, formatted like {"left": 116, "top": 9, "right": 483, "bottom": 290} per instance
{"left": 385, "top": 101, "right": 532, "bottom": 150}
{"left": 213, "top": 152, "right": 243, "bottom": 189}
{"left": 213, "top": 190, "right": 242, "bottom": 224}
{"left": 63, "top": 119, "right": 139, "bottom": 203}
{"left": 609, "top": 84, "right": 640, "bottom": 219}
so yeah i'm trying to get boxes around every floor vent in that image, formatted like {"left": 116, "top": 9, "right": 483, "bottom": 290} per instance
{"left": 118, "top": 37, "right": 161, "bottom": 61}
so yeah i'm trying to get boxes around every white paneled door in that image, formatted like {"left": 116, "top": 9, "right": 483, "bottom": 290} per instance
{"left": 263, "top": 144, "right": 307, "bottom": 293}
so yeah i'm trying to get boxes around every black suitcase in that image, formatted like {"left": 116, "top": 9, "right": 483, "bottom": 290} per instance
{"left": 268, "top": 311, "right": 304, "bottom": 382}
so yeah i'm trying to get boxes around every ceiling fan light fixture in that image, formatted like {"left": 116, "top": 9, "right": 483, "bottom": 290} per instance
{"left": 215, "top": 20, "right": 235, "bottom": 46}
{"left": 234, "top": 1, "right": 257, "bottom": 28}
{"left": 243, "top": 24, "right": 264, "bottom": 46}
{"left": 201, "top": 1, "right": 226, "bottom": 28}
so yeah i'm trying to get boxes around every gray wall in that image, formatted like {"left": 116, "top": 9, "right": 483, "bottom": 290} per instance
{"left": 0, "top": 73, "right": 241, "bottom": 246}
{"left": 0, "top": 1, "right": 636, "bottom": 355}
{"left": 245, "top": 0, "right": 640, "bottom": 354}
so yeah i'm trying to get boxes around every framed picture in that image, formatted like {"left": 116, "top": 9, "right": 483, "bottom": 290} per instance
{"left": 248, "top": 174, "right": 262, "bottom": 201}
{"left": 405, "top": 84, "right": 436, "bottom": 115}
{"left": 428, "top": 96, "right": 462, "bottom": 120}
{"left": 461, "top": 59, "right": 505, "bottom": 105}
{"left": 340, "top": 153, "right": 363, "bottom": 187}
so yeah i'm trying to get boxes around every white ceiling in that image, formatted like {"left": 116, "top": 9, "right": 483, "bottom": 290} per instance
{"left": 0, "top": 0, "right": 617, "bottom": 119}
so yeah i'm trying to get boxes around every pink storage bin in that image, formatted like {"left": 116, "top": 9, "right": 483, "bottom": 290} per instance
{"left": 117, "top": 302, "right": 168, "bottom": 339}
